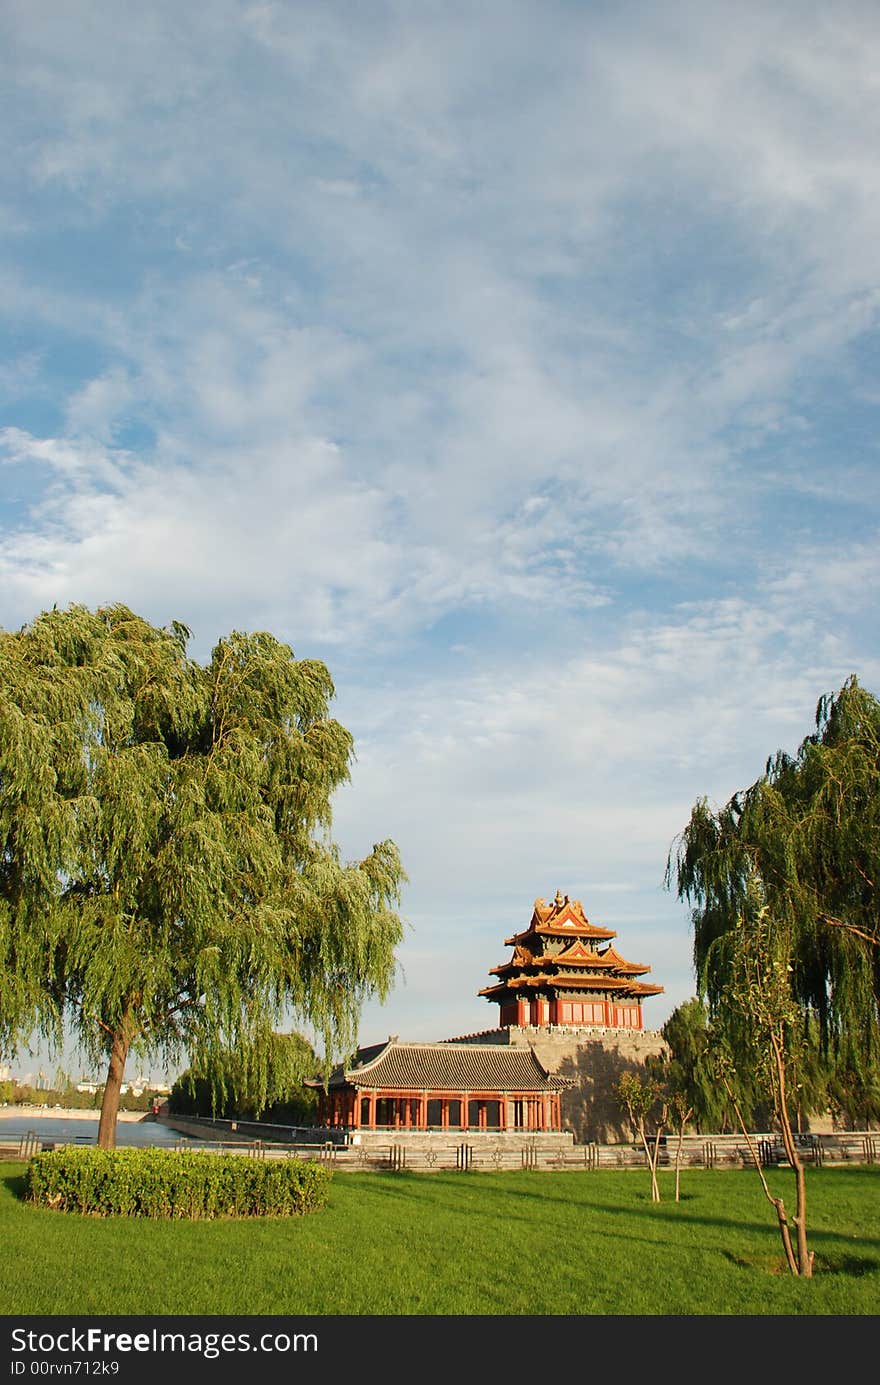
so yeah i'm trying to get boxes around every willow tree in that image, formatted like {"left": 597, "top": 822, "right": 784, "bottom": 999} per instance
{"left": 0, "top": 604, "right": 405, "bottom": 1148}
{"left": 170, "top": 1030, "right": 320, "bottom": 1124}
{"left": 668, "top": 675, "right": 880, "bottom": 1099}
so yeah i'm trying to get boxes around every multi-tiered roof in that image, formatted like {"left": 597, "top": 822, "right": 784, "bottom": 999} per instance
{"left": 479, "top": 890, "right": 663, "bottom": 1030}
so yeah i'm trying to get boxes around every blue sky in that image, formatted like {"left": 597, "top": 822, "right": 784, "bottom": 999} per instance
{"left": 3, "top": 0, "right": 880, "bottom": 1078}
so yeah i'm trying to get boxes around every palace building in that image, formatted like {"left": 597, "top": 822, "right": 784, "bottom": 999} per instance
{"left": 314, "top": 1037, "right": 567, "bottom": 1135}
{"left": 479, "top": 890, "right": 664, "bottom": 1031}
{"left": 312, "top": 890, "right": 665, "bottom": 1143}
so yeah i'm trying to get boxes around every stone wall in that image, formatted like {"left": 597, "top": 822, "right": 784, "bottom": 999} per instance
{"left": 444, "top": 1024, "right": 669, "bottom": 1143}
{"left": 504, "top": 1025, "right": 669, "bottom": 1142}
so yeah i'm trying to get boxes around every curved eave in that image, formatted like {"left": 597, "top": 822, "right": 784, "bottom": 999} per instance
{"left": 504, "top": 923, "right": 617, "bottom": 948}
{"left": 480, "top": 976, "right": 664, "bottom": 997}
{"left": 491, "top": 956, "right": 650, "bottom": 979}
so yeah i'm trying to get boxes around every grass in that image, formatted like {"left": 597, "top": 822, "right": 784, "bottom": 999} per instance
{"left": 1, "top": 1162, "right": 878, "bottom": 1316}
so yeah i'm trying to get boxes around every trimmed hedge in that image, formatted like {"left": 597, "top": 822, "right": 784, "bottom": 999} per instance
{"left": 25, "top": 1146, "right": 332, "bottom": 1219}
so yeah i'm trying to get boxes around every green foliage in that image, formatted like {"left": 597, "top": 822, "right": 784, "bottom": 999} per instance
{"left": 659, "top": 996, "right": 879, "bottom": 1135}
{"left": 616, "top": 1070, "right": 664, "bottom": 1125}
{"left": 654, "top": 997, "right": 768, "bottom": 1132}
{"left": 25, "top": 1146, "right": 331, "bottom": 1218}
{"left": 1, "top": 1081, "right": 154, "bottom": 1111}
{"left": 170, "top": 1030, "right": 319, "bottom": 1123}
{"left": 668, "top": 675, "right": 880, "bottom": 1098}
{"left": 0, "top": 603, "right": 406, "bottom": 1145}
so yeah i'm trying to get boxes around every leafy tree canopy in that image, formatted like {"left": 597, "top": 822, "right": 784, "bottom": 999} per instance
{"left": 171, "top": 1030, "right": 320, "bottom": 1125}
{"left": 667, "top": 675, "right": 880, "bottom": 1074}
{"left": 653, "top": 997, "right": 762, "bottom": 1133}
{"left": 0, "top": 603, "right": 405, "bottom": 1146}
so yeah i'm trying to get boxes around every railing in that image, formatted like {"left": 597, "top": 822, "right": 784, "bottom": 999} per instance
{"left": 2, "top": 1125, "right": 876, "bottom": 1171}
{"left": 0, "top": 1129, "right": 44, "bottom": 1158}
{"left": 20, "top": 1129, "right": 40, "bottom": 1158}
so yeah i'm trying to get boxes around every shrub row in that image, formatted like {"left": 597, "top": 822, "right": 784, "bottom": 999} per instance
{"left": 26, "top": 1146, "right": 332, "bottom": 1219}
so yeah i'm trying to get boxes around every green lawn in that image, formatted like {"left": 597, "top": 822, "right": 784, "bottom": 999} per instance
{"left": 1, "top": 1163, "right": 877, "bottom": 1315}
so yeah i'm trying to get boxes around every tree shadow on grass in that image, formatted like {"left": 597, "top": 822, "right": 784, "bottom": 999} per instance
{"left": 722, "top": 1248, "right": 879, "bottom": 1277}
{"left": 812, "top": 1254, "right": 879, "bottom": 1276}
{"left": 1, "top": 1170, "right": 28, "bottom": 1201}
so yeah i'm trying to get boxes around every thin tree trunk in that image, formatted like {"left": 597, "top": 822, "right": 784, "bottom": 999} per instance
{"left": 651, "top": 1125, "right": 664, "bottom": 1202}
{"left": 721, "top": 1072, "right": 799, "bottom": 1275}
{"left": 637, "top": 1120, "right": 654, "bottom": 1199}
{"left": 637, "top": 1119, "right": 661, "bottom": 1202}
{"left": 770, "top": 1193, "right": 799, "bottom": 1274}
{"left": 771, "top": 1032, "right": 813, "bottom": 1278}
{"left": 97, "top": 1019, "right": 131, "bottom": 1150}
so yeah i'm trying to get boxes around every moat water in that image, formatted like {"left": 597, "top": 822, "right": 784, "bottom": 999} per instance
{"left": 0, "top": 1112, "right": 202, "bottom": 1147}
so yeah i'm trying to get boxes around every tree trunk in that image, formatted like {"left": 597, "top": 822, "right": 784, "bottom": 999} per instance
{"left": 651, "top": 1127, "right": 663, "bottom": 1202}
{"left": 97, "top": 1022, "right": 131, "bottom": 1150}
{"left": 792, "top": 1162, "right": 812, "bottom": 1277}
{"left": 771, "top": 1194, "right": 799, "bottom": 1275}
{"left": 721, "top": 1071, "right": 800, "bottom": 1275}
{"left": 772, "top": 1035, "right": 813, "bottom": 1278}
{"left": 637, "top": 1120, "right": 661, "bottom": 1202}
